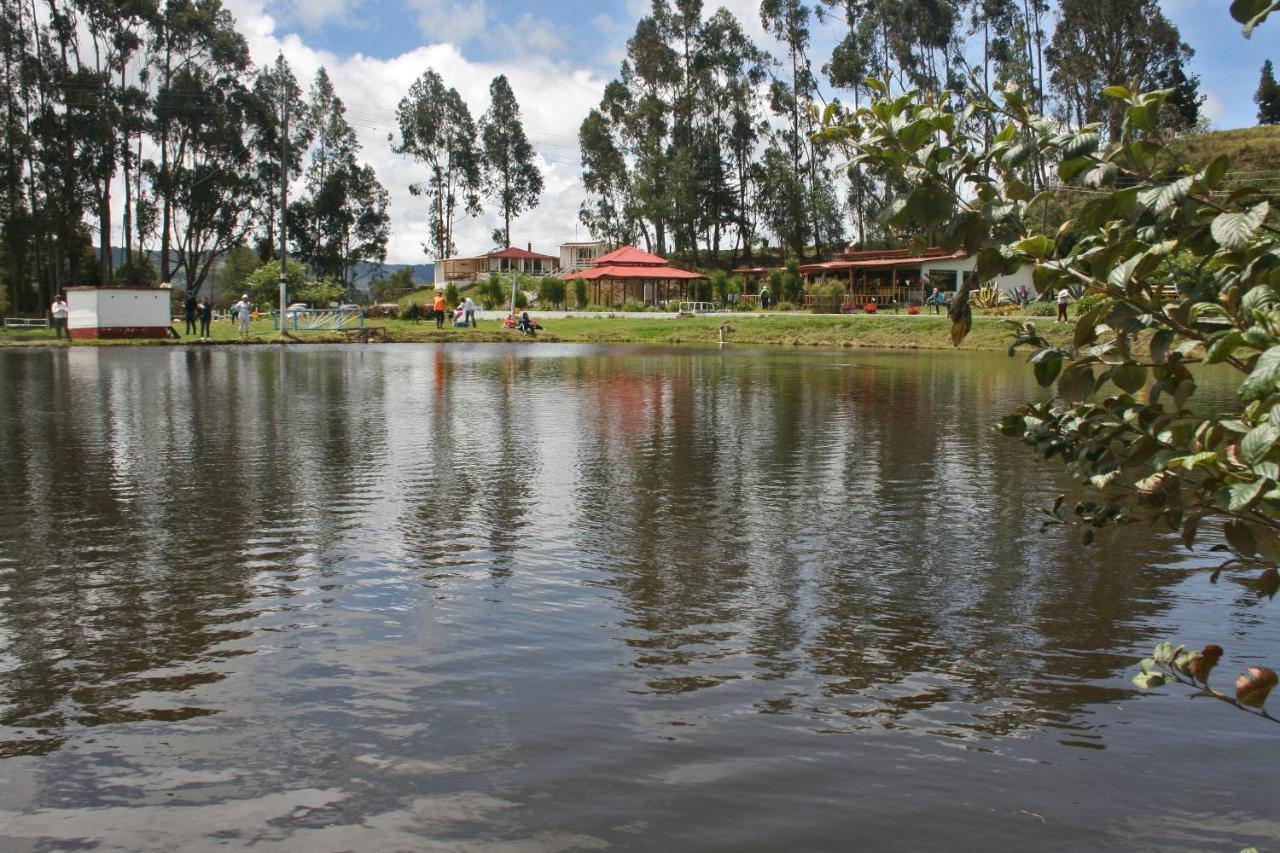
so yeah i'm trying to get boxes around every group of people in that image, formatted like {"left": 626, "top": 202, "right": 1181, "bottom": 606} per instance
{"left": 182, "top": 294, "right": 217, "bottom": 339}
{"left": 405, "top": 293, "right": 479, "bottom": 330}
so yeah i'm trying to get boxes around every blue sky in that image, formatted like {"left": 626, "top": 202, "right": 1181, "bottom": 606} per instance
{"left": 218, "top": 0, "right": 1276, "bottom": 264}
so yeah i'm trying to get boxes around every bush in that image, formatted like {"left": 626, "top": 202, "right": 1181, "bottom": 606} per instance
{"left": 907, "top": 305, "right": 921, "bottom": 315}
{"left": 538, "top": 276, "right": 566, "bottom": 309}
{"left": 774, "top": 300, "right": 794, "bottom": 312}
{"left": 622, "top": 300, "right": 646, "bottom": 312}
{"left": 113, "top": 254, "right": 158, "bottom": 287}
{"left": 574, "top": 279, "right": 588, "bottom": 308}
{"left": 808, "top": 281, "right": 846, "bottom": 314}
{"left": 1073, "top": 291, "right": 1110, "bottom": 318}
{"left": 514, "top": 290, "right": 528, "bottom": 310}
{"left": 245, "top": 259, "right": 306, "bottom": 308}
{"left": 863, "top": 302, "right": 878, "bottom": 314}
{"left": 480, "top": 273, "right": 505, "bottom": 309}
{"left": 444, "top": 282, "right": 460, "bottom": 308}
{"left": 782, "top": 258, "right": 804, "bottom": 303}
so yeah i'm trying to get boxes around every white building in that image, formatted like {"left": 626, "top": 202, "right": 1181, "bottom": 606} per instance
{"left": 559, "top": 241, "right": 613, "bottom": 274}
{"left": 67, "top": 287, "right": 172, "bottom": 339}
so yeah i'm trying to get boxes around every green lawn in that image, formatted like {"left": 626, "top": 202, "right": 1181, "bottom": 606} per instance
{"left": 1, "top": 312, "right": 1078, "bottom": 351}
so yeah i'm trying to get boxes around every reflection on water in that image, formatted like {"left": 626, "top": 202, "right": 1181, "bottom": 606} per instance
{"left": 0, "top": 344, "right": 1274, "bottom": 851}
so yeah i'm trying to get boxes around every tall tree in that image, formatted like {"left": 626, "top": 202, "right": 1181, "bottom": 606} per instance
{"left": 392, "top": 69, "right": 481, "bottom": 260}
{"left": 1257, "top": 59, "right": 1280, "bottom": 125}
{"left": 479, "top": 74, "right": 542, "bottom": 248}
{"left": 1047, "top": 0, "right": 1201, "bottom": 141}
{"left": 246, "top": 53, "right": 311, "bottom": 262}
{"left": 289, "top": 67, "right": 389, "bottom": 294}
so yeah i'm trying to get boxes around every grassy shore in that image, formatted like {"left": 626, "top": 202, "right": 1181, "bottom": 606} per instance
{"left": 0, "top": 312, "right": 1077, "bottom": 351}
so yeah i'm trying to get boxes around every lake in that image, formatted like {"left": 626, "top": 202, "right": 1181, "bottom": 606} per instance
{"left": 0, "top": 343, "right": 1274, "bottom": 851}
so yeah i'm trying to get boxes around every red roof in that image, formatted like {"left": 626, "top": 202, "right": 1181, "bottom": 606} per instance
{"left": 562, "top": 264, "right": 705, "bottom": 281}
{"left": 488, "top": 246, "right": 556, "bottom": 261}
{"left": 588, "top": 246, "right": 671, "bottom": 266}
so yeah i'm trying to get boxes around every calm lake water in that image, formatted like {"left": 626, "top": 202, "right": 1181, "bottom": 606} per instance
{"left": 0, "top": 343, "right": 1275, "bottom": 851}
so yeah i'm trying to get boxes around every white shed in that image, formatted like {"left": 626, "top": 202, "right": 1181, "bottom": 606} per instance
{"left": 67, "top": 287, "right": 172, "bottom": 340}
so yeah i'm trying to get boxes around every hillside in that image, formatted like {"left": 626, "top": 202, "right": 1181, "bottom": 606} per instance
{"left": 1168, "top": 125, "right": 1280, "bottom": 200}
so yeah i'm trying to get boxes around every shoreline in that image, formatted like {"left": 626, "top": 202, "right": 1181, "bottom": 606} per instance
{"left": 0, "top": 313, "right": 1075, "bottom": 352}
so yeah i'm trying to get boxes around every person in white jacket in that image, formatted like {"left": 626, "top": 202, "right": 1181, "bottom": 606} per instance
{"left": 232, "top": 294, "right": 253, "bottom": 339}
{"left": 50, "top": 294, "right": 68, "bottom": 340}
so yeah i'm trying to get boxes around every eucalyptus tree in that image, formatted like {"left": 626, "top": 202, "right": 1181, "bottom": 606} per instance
{"left": 479, "top": 74, "right": 542, "bottom": 248}
{"left": 246, "top": 53, "right": 310, "bottom": 261}
{"left": 1047, "top": 0, "right": 1201, "bottom": 142}
{"left": 392, "top": 69, "right": 481, "bottom": 260}
{"left": 577, "top": 106, "right": 636, "bottom": 248}
{"left": 289, "top": 68, "right": 388, "bottom": 293}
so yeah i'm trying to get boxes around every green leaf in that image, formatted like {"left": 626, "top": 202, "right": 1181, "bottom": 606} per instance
{"left": 1058, "top": 364, "right": 1095, "bottom": 401}
{"left": 1210, "top": 202, "right": 1269, "bottom": 251}
{"left": 1240, "top": 423, "right": 1279, "bottom": 465}
{"left": 1015, "top": 235, "right": 1055, "bottom": 259}
{"left": 1132, "top": 671, "right": 1169, "bottom": 689}
{"left": 1102, "top": 85, "right": 1131, "bottom": 100}
{"left": 1081, "top": 162, "right": 1118, "bottom": 188}
{"left": 1112, "top": 363, "right": 1147, "bottom": 394}
{"left": 1149, "top": 329, "right": 1174, "bottom": 365}
{"left": 1227, "top": 480, "right": 1266, "bottom": 513}
{"left": 1240, "top": 347, "right": 1280, "bottom": 400}
{"left": 1230, "top": 0, "right": 1280, "bottom": 35}
{"left": 1034, "top": 352, "right": 1064, "bottom": 387}
{"left": 1225, "top": 520, "right": 1259, "bottom": 557}
{"left": 1137, "top": 176, "right": 1193, "bottom": 215}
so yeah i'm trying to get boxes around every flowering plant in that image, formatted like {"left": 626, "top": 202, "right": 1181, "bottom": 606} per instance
{"left": 863, "top": 303, "right": 877, "bottom": 314}
{"left": 907, "top": 305, "right": 921, "bottom": 315}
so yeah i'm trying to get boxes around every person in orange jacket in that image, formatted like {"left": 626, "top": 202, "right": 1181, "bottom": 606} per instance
{"left": 432, "top": 291, "right": 446, "bottom": 329}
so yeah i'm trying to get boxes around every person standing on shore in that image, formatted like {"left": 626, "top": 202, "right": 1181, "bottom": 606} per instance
{"left": 433, "top": 291, "right": 446, "bottom": 329}
{"left": 198, "top": 299, "right": 212, "bottom": 339}
{"left": 50, "top": 294, "right": 68, "bottom": 340}
{"left": 1056, "top": 287, "right": 1070, "bottom": 322}
{"left": 929, "top": 287, "right": 942, "bottom": 314}
{"left": 408, "top": 302, "right": 420, "bottom": 324}
{"left": 233, "top": 294, "right": 252, "bottom": 339}
{"left": 183, "top": 294, "right": 198, "bottom": 336}
{"left": 463, "top": 296, "right": 476, "bottom": 327}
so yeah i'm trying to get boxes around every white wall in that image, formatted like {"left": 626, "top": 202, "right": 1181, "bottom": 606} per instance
{"left": 921, "top": 256, "right": 1038, "bottom": 295}
{"left": 68, "top": 289, "right": 171, "bottom": 330}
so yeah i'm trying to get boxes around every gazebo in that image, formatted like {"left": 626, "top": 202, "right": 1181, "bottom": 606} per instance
{"left": 561, "top": 246, "right": 705, "bottom": 307}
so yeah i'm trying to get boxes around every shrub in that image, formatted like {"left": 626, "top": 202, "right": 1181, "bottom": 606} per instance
{"left": 622, "top": 300, "right": 646, "bottom": 312}
{"left": 514, "top": 290, "right": 528, "bottom": 310}
{"left": 574, "top": 279, "right": 588, "bottom": 308}
{"left": 863, "top": 302, "right": 878, "bottom": 314}
{"left": 774, "top": 300, "right": 794, "bottom": 312}
{"left": 907, "top": 305, "right": 921, "bottom": 315}
{"left": 1073, "top": 291, "right": 1110, "bottom": 318}
{"left": 245, "top": 259, "right": 306, "bottom": 308}
{"left": 538, "top": 276, "right": 566, "bottom": 309}
{"left": 808, "top": 281, "right": 846, "bottom": 313}
{"left": 444, "top": 282, "right": 460, "bottom": 308}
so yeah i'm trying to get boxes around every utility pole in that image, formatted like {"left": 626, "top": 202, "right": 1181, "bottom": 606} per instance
{"left": 279, "top": 81, "right": 289, "bottom": 337}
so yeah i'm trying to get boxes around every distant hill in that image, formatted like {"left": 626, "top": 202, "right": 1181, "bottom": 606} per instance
{"left": 1168, "top": 125, "right": 1280, "bottom": 202}
{"left": 105, "top": 248, "right": 433, "bottom": 297}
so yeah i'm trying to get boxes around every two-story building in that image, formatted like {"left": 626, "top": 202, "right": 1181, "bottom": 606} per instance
{"left": 558, "top": 241, "right": 614, "bottom": 274}
{"left": 440, "top": 245, "right": 558, "bottom": 284}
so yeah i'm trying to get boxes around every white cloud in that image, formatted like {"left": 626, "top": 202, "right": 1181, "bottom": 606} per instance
{"left": 273, "top": 0, "right": 365, "bottom": 31}
{"left": 407, "top": 0, "right": 490, "bottom": 43}
{"left": 1201, "top": 90, "right": 1225, "bottom": 126}
{"left": 220, "top": 0, "right": 603, "bottom": 265}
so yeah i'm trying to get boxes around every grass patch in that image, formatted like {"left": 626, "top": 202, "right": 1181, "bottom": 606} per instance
{"left": 0, "top": 313, "right": 1077, "bottom": 351}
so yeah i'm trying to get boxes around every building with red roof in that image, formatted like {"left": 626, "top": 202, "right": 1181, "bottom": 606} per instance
{"left": 440, "top": 244, "right": 558, "bottom": 284}
{"left": 561, "top": 246, "right": 707, "bottom": 306}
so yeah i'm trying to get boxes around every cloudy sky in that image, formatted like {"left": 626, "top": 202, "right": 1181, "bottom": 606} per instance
{"left": 217, "top": 0, "right": 1274, "bottom": 265}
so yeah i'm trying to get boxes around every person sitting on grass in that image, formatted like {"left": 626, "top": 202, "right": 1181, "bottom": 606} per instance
{"left": 516, "top": 311, "right": 536, "bottom": 336}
